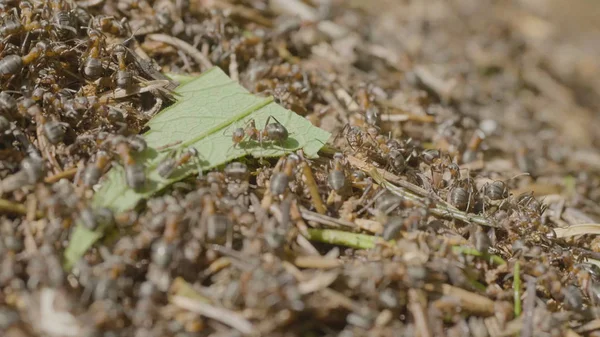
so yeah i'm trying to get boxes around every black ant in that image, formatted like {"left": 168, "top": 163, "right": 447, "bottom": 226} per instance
{"left": 229, "top": 115, "right": 290, "bottom": 151}
{"left": 334, "top": 123, "right": 378, "bottom": 151}
{"left": 156, "top": 147, "right": 203, "bottom": 179}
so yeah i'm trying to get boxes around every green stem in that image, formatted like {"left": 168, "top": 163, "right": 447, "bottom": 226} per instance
{"left": 451, "top": 246, "right": 507, "bottom": 265}
{"left": 514, "top": 261, "right": 522, "bottom": 316}
{"left": 469, "top": 279, "right": 488, "bottom": 292}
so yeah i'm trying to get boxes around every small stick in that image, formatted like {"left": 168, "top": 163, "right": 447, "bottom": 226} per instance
{"left": 300, "top": 161, "right": 326, "bottom": 214}
{"left": 440, "top": 284, "right": 495, "bottom": 316}
{"left": 289, "top": 199, "right": 310, "bottom": 236}
{"left": 297, "top": 270, "right": 340, "bottom": 295}
{"left": 282, "top": 261, "right": 368, "bottom": 315}
{"left": 346, "top": 155, "right": 434, "bottom": 200}
{"left": 44, "top": 167, "right": 78, "bottom": 184}
{"left": 368, "top": 168, "right": 498, "bottom": 228}
{"left": 520, "top": 278, "right": 537, "bottom": 337}
{"left": 356, "top": 188, "right": 386, "bottom": 215}
{"left": 553, "top": 224, "right": 600, "bottom": 238}
{"left": 577, "top": 319, "right": 600, "bottom": 334}
{"left": 171, "top": 295, "right": 255, "bottom": 335}
{"left": 147, "top": 34, "right": 213, "bottom": 70}
{"left": 294, "top": 255, "right": 341, "bottom": 269}
{"left": 408, "top": 289, "right": 432, "bottom": 337}
{"left": 0, "top": 198, "right": 43, "bottom": 218}
{"left": 380, "top": 113, "right": 435, "bottom": 123}
{"left": 0, "top": 198, "right": 28, "bottom": 215}
{"left": 299, "top": 207, "right": 356, "bottom": 230}
{"left": 178, "top": 50, "right": 193, "bottom": 73}
{"left": 303, "top": 228, "right": 382, "bottom": 250}
{"left": 224, "top": 4, "right": 274, "bottom": 27}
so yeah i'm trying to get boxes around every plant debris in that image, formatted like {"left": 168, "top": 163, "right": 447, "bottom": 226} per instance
{"left": 1, "top": 0, "right": 600, "bottom": 336}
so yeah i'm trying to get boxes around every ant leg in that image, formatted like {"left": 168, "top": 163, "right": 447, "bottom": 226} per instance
{"left": 243, "top": 118, "right": 257, "bottom": 129}
{"left": 21, "top": 32, "right": 31, "bottom": 55}
{"left": 466, "top": 191, "right": 473, "bottom": 212}
{"left": 333, "top": 123, "right": 350, "bottom": 144}
{"left": 264, "top": 115, "right": 284, "bottom": 127}
{"left": 364, "top": 130, "right": 378, "bottom": 146}
{"left": 191, "top": 149, "right": 204, "bottom": 179}
{"left": 264, "top": 115, "right": 273, "bottom": 129}
{"left": 155, "top": 140, "right": 183, "bottom": 151}
{"left": 345, "top": 135, "right": 356, "bottom": 151}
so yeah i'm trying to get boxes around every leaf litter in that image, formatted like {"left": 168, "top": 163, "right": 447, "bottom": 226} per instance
{"left": 1, "top": 0, "right": 600, "bottom": 336}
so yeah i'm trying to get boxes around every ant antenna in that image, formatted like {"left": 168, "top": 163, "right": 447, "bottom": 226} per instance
{"left": 122, "top": 26, "right": 143, "bottom": 47}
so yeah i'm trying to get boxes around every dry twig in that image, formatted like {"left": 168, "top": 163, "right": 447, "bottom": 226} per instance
{"left": 171, "top": 296, "right": 255, "bottom": 334}
{"left": 147, "top": 34, "right": 213, "bottom": 70}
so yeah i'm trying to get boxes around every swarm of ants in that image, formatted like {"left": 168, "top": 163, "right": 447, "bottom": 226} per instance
{"left": 1, "top": 0, "right": 600, "bottom": 336}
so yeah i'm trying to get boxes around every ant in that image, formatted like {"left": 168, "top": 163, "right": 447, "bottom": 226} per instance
{"left": 270, "top": 154, "right": 299, "bottom": 196}
{"left": 0, "top": 41, "right": 52, "bottom": 76}
{"left": 355, "top": 83, "right": 380, "bottom": 126}
{"left": 80, "top": 28, "right": 106, "bottom": 80}
{"left": 111, "top": 44, "right": 134, "bottom": 92}
{"left": 327, "top": 152, "right": 348, "bottom": 194}
{"left": 334, "top": 123, "right": 377, "bottom": 151}
{"left": 100, "top": 135, "right": 146, "bottom": 190}
{"left": 229, "top": 115, "right": 289, "bottom": 151}
{"left": 92, "top": 15, "right": 127, "bottom": 36}
{"left": 16, "top": 97, "right": 69, "bottom": 144}
{"left": 156, "top": 147, "right": 203, "bottom": 179}
{"left": 82, "top": 150, "right": 111, "bottom": 187}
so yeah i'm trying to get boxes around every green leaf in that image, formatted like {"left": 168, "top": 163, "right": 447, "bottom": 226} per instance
{"left": 63, "top": 225, "right": 103, "bottom": 269}
{"left": 64, "top": 67, "right": 331, "bottom": 269}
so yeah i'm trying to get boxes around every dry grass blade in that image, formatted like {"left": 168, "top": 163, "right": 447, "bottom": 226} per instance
{"left": 300, "top": 160, "right": 326, "bottom": 214}
{"left": 298, "top": 270, "right": 340, "bottom": 294}
{"left": 440, "top": 284, "right": 495, "bottom": 316}
{"left": 364, "top": 164, "right": 498, "bottom": 228}
{"left": 487, "top": 316, "right": 524, "bottom": 337}
{"left": 44, "top": 167, "right": 78, "bottom": 184}
{"left": 147, "top": 34, "right": 213, "bottom": 70}
{"left": 576, "top": 318, "right": 600, "bottom": 334}
{"left": 299, "top": 207, "right": 357, "bottom": 229}
{"left": 346, "top": 155, "right": 433, "bottom": 198}
{"left": 520, "top": 278, "right": 537, "bottom": 337}
{"left": 303, "top": 228, "right": 381, "bottom": 249}
{"left": 294, "top": 255, "right": 342, "bottom": 269}
{"left": 565, "top": 330, "right": 583, "bottom": 337}
{"left": 408, "top": 289, "right": 432, "bottom": 337}
{"left": 171, "top": 295, "right": 255, "bottom": 335}
{"left": 380, "top": 113, "right": 435, "bottom": 123}
{"left": 553, "top": 224, "right": 600, "bottom": 238}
